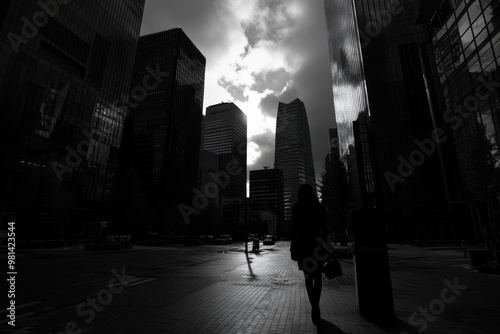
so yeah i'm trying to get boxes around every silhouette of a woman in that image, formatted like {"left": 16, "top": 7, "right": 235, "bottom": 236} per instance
{"left": 291, "top": 184, "right": 328, "bottom": 324}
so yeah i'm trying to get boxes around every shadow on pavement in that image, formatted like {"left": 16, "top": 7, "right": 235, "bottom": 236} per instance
{"left": 316, "top": 320, "right": 346, "bottom": 333}
{"left": 372, "top": 318, "right": 420, "bottom": 334}
{"left": 245, "top": 252, "right": 256, "bottom": 278}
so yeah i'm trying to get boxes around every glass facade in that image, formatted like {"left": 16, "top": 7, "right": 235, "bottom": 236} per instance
{"left": 325, "top": 0, "right": 455, "bottom": 240}
{"left": 202, "top": 102, "right": 247, "bottom": 200}
{"left": 274, "top": 98, "right": 316, "bottom": 228}
{"left": 0, "top": 1, "right": 145, "bottom": 208}
{"left": 324, "top": 0, "right": 376, "bottom": 210}
{"left": 130, "top": 28, "right": 206, "bottom": 204}
{"left": 424, "top": 0, "right": 500, "bottom": 241}
{"left": 249, "top": 168, "right": 284, "bottom": 237}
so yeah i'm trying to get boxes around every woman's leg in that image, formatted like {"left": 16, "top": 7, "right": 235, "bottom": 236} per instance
{"left": 304, "top": 274, "right": 316, "bottom": 307}
{"left": 313, "top": 270, "right": 322, "bottom": 306}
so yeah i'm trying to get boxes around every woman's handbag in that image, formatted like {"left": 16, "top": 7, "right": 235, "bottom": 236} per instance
{"left": 323, "top": 258, "right": 342, "bottom": 279}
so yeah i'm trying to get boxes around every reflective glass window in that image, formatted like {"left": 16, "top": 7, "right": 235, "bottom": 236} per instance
{"left": 468, "top": 1, "right": 482, "bottom": 22}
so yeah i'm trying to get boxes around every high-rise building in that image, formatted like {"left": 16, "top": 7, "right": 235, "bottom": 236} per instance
{"left": 198, "top": 149, "right": 220, "bottom": 205}
{"left": 249, "top": 167, "right": 284, "bottom": 237}
{"left": 129, "top": 28, "right": 206, "bottom": 205}
{"left": 328, "top": 128, "right": 340, "bottom": 162}
{"left": 202, "top": 102, "right": 247, "bottom": 200}
{"left": 274, "top": 98, "right": 316, "bottom": 233}
{"left": 416, "top": 0, "right": 500, "bottom": 242}
{"left": 324, "top": 0, "right": 456, "bottom": 241}
{"left": 323, "top": 0, "right": 376, "bottom": 210}
{"left": 0, "top": 1, "right": 145, "bottom": 223}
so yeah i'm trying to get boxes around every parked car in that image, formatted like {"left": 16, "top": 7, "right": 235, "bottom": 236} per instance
{"left": 263, "top": 235, "right": 275, "bottom": 245}
{"left": 216, "top": 235, "right": 232, "bottom": 244}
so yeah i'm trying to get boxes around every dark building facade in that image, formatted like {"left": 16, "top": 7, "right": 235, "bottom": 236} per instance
{"left": 274, "top": 98, "right": 316, "bottom": 233}
{"left": 0, "top": 1, "right": 145, "bottom": 229}
{"left": 328, "top": 128, "right": 340, "bottom": 161}
{"left": 249, "top": 167, "right": 284, "bottom": 237}
{"left": 416, "top": 0, "right": 500, "bottom": 243}
{"left": 324, "top": 0, "right": 458, "bottom": 241}
{"left": 202, "top": 102, "right": 247, "bottom": 201}
{"left": 129, "top": 28, "right": 206, "bottom": 205}
{"left": 324, "top": 0, "right": 377, "bottom": 211}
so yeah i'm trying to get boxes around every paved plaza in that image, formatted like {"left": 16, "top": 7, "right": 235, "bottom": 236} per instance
{"left": 2, "top": 242, "right": 499, "bottom": 333}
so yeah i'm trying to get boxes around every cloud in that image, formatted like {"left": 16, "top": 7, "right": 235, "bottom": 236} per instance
{"left": 141, "top": 0, "right": 335, "bottom": 186}
{"left": 251, "top": 68, "right": 290, "bottom": 94}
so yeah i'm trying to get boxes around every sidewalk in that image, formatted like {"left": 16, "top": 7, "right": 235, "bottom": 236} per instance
{"left": 95, "top": 242, "right": 498, "bottom": 334}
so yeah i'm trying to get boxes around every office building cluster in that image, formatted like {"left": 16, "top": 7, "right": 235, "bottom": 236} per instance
{"left": 324, "top": 0, "right": 500, "bottom": 244}
{"left": 0, "top": 1, "right": 319, "bottom": 240}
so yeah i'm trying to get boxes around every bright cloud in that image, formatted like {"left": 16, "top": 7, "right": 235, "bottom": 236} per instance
{"left": 141, "top": 0, "right": 335, "bottom": 186}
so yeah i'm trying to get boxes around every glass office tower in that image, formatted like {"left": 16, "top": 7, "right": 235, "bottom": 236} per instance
{"left": 274, "top": 98, "right": 316, "bottom": 234}
{"left": 202, "top": 102, "right": 247, "bottom": 200}
{"left": 0, "top": 1, "right": 145, "bottom": 222}
{"left": 249, "top": 168, "right": 284, "bottom": 237}
{"left": 130, "top": 28, "right": 206, "bottom": 205}
{"left": 417, "top": 0, "right": 500, "bottom": 242}
{"left": 323, "top": 0, "right": 377, "bottom": 210}
{"left": 325, "top": 0, "right": 455, "bottom": 241}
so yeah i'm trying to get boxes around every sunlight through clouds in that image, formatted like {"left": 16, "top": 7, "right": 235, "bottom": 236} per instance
{"left": 141, "top": 0, "right": 334, "bottom": 183}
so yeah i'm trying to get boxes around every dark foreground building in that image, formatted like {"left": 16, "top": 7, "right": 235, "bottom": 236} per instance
{"left": 0, "top": 1, "right": 145, "bottom": 235}
{"left": 416, "top": 0, "right": 500, "bottom": 244}
{"left": 129, "top": 28, "right": 206, "bottom": 206}
{"left": 324, "top": 0, "right": 461, "bottom": 242}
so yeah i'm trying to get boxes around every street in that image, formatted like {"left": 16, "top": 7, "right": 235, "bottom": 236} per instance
{"left": 1, "top": 242, "right": 499, "bottom": 333}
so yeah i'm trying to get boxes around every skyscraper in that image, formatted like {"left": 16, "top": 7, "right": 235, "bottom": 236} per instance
{"left": 328, "top": 128, "right": 340, "bottom": 162}
{"left": 323, "top": 0, "right": 376, "bottom": 210}
{"left": 250, "top": 167, "right": 284, "bottom": 237}
{"left": 0, "top": 1, "right": 145, "bottom": 224}
{"left": 416, "top": 0, "right": 500, "bottom": 243}
{"left": 129, "top": 28, "right": 206, "bottom": 205}
{"left": 274, "top": 98, "right": 316, "bottom": 233}
{"left": 202, "top": 102, "right": 247, "bottom": 200}
{"left": 324, "top": 0, "right": 456, "bottom": 241}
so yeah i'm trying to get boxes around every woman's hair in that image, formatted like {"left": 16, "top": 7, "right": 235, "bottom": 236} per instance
{"left": 297, "top": 184, "right": 317, "bottom": 204}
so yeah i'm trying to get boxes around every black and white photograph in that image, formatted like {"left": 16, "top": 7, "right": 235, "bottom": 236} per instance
{"left": 0, "top": 0, "right": 499, "bottom": 333}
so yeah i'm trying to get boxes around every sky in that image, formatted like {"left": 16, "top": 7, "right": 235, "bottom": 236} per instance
{"left": 140, "top": 0, "right": 336, "bottom": 188}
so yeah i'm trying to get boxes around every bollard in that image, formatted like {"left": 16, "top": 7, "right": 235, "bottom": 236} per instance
{"left": 461, "top": 239, "right": 467, "bottom": 258}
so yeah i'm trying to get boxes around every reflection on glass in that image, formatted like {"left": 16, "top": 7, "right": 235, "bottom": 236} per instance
{"left": 461, "top": 27, "right": 474, "bottom": 49}
{"left": 469, "top": 1, "right": 482, "bottom": 22}
{"left": 92, "top": 100, "right": 126, "bottom": 148}
{"left": 35, "top": 81, "right": 70, "bottom": 138}
{"left": 458, "top": 12, "right": 469, "bottom": 36}
{"left": 324, "top": 0, "right": 369, "bottom": 156}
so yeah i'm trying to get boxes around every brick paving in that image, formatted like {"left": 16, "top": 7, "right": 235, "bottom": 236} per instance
{"left": 7, "top": 242, "right": 500, "bottom": 334}
{"left": 67, "top": 242, "right": 499, "bottom": 334}
{"left": 109, "top": 244, "right": 385, "bottom": 334}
